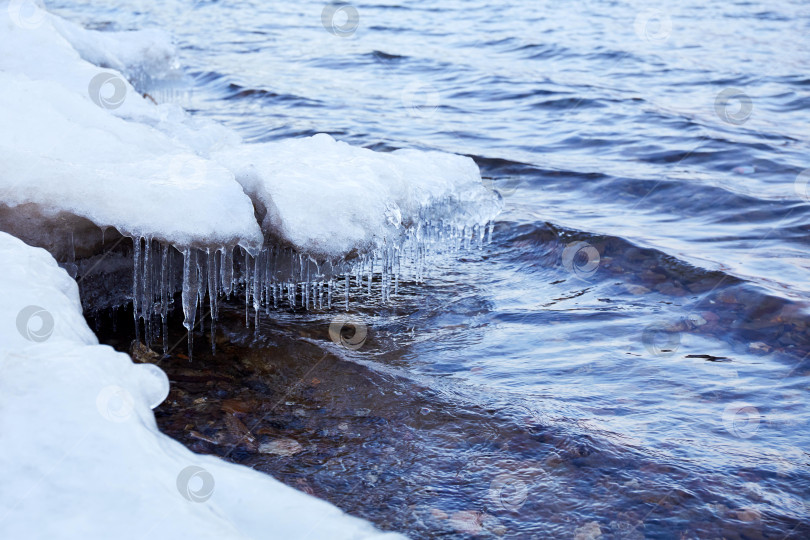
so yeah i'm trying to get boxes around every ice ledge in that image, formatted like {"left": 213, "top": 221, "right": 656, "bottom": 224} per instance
{"left": 0, "top": 231, "right": 405, "bottom": 540}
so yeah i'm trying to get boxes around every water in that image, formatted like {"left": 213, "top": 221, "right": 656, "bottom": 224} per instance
{"left": 55, "top": 0, "right": 810, "bottom": 537}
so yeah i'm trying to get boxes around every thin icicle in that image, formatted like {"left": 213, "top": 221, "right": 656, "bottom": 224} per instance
{"left": 304, "top": 258, "right": 310, "bottom": 310}
{"left": 168, "top": 246, "right": 175, "bottom": 299}
{"left": 345, "top": 274, "right": 349, "bottom": 311}
{"left": 244, "top": 250, "right": 251, "bottom": 327}
{"left": 207, "top": 248, "right": 218, "bottom": 354}
{"left": 143, "top": 238, "right": 152, "bottom": 347}
{"left": 181, "top": 248, "right": 197, "bottom": 360}
{"left": 253, "top": 249, "right": 262, "bottom": 315}
{"left": 367, "top": 253, "right": 373, "bottom": 296}
{"left": 222, "top": 246, "right": 234, "bottom": 297}
{"left": 132, "top": 237, "right": 142, "bottom": 342}
{"left": 195, "top": 252, "right": 206, "bottom": 335}
{"left": 160, "top": 244, "right": 169, "bottom": 354}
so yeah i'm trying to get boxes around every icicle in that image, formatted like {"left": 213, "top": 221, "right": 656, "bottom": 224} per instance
{"left": 263, "top": 247, "right": 272, "bottom": 313}
{"left": 181, "top": 248, "right": 198, "bottom": 359}
{"left": 382, "top": 246, "right": 388, "bottom": 303}
{"left": 345, "top": 274, "right": 350, "bottom": 311}
{"left": 160, "top": 244, "right": 169, "bottom": 354}
{"left": 193, "top": 251, "right": 206, "bottom": 336}
{"left": 244, "top": 251, "right": 251, "bottom": 327}
{"left": 208, "top": 249, "right": 219, "bottom": 320}
{"left": 168, "top": 246, "right": 175, "bottom": 300}
{"left": 271, "top": 247, "right": 279, "bottom": 296}
{"left": 208, "top": 248, "right": 218, "bottom": 354}
{"left": 394, "top": 241, "right": 401, "bottom": 296}
{"left": 143, "top": 238, "right": 153, "bottom": 346}
{"left": 221, "top": 246, "right": 234, "bottom": 297}
{"left": 132, "top": 237, "right": 142, "bottom": 342}
{"left": 253, "top": 250, "right": 262, "bottom": 315}
{"left": 304, "top": 259, "right": 310, "bottom": 310}
{"left": 367, "top": 253, "right": 373, "bottom": 296}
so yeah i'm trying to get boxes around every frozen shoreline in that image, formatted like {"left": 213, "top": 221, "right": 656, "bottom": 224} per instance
{"left": 0, "top": 1, "right": 501, "bottom": 537}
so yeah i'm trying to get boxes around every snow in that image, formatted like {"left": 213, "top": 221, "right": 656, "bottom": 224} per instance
{"left": 0, "top": 232, "right": 404, "bottom": 540}
{"left": 0, "top": 71, "right": 263, "bottom": 250}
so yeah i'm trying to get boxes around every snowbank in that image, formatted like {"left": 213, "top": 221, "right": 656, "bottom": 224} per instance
{"left": 0, "top": 232, "right": 404, "bottom": 539}
{"left": 0, "top": 0, "right": 498, "bottom": 259}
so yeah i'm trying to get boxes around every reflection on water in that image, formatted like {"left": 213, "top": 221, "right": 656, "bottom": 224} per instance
{"left": 57, "top": 0, "right": 810, "bottom": 536}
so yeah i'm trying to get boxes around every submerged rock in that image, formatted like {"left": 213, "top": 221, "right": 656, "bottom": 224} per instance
{"left": 259, "top": 438, "right": 304, "bottom": 456}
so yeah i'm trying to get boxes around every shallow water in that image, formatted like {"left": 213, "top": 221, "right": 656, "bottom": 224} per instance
{"left": 56, "top": 0, "right": 810, "bottom": 537}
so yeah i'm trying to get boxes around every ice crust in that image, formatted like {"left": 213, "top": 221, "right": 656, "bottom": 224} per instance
{"left": 0, "top": 231, "right": 405, "bottom": 539}
{"left": 214, "top": 135, "right": 499, "bottom": 257}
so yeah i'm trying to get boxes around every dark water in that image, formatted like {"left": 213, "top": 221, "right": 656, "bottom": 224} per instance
{"left": 56, "top": 0, "right": 810, "bottom": 537}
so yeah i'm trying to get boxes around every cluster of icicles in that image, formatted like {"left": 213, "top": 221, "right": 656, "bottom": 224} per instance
{"left": 130, "top": 221, "right": 493, "bottom": 356}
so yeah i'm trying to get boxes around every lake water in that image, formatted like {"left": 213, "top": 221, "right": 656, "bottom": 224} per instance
{"left": 54, "top": 0, "right": 810, "bottom": 537}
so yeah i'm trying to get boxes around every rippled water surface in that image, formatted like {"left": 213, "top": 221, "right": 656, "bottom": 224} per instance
{"left": 57, "top": 0, "right": 810, "bottom": 537}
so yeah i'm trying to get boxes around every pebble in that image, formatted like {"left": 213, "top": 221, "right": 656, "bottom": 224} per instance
{"left": 686, "top": 314, "right": 707, "bottom": 328}
{"left": 623, "top": 284, "right": 651, "bottom": 295}
{"left": 574, "top": 521, "right": 602, "bottom": 540}
{"left": 258, "top": 438, "right": 303, "bottom": 456}
{"left": 449, "top": 510, "right": 484, "bottom": 535}
{"left": 749, "top": 342, "right": 771, "bottom": 352}
{"left": 129, "top": 341, "right": 160, "bottom": 364}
